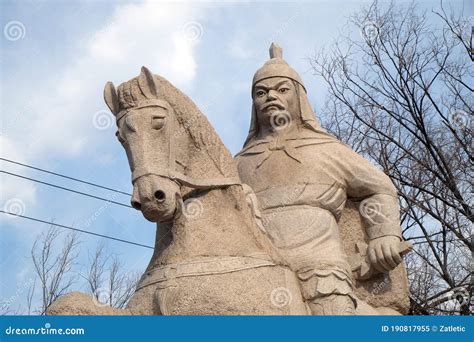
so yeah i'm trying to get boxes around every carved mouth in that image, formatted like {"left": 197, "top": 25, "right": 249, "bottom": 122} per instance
{"left": 263, "top": 102, "right": 284, "bottom": 111}
{"left": 141, "top": 200, "right": 176, "bottom": 223}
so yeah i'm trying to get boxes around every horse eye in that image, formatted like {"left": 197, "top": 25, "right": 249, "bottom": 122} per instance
{"left": 151, "top": 116, "right": 166, "bottom": 130}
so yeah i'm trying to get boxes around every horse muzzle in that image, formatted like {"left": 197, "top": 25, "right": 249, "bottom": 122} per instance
{"left": 131, "top": 175, "right": 181, "bottom": 223}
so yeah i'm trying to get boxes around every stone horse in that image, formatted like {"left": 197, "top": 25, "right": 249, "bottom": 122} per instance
{"left": 111, "top": 67, "right": 314, "bottom": 315}
{"left": 47, "top": 67, "right": 405, "bottom": 315}
{"left": 49, "top": 67, "right": 308, "bottom": 315}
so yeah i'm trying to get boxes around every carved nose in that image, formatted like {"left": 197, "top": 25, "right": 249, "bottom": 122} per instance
{"left": 131, "top": 200, "right": 142, "bottom": 210}
{"left": 267, "top": 90, "right": 278, "bottom": 100}
{"left": 131, "top": 187, "right": 142, "bottom": 210}
{"left": 154, "top": 190, "right": 166, "bottom": 203}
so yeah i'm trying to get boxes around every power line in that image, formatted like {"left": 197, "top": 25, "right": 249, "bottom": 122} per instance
{"left": 0, "top": 210, "right": 154, "bottom": 249}
{"left": 1, "top": 170, "right": 133, "bottom": 209}
{"left": 0, "top": 157, "right": 131, "bottom": 196}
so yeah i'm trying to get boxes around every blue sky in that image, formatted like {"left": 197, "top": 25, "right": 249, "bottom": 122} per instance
{"left": 0, "top": 0, "right": 471, "bottom": 313}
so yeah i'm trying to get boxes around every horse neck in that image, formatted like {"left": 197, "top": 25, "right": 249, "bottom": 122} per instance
{"left": 156, "top": 185, "right": 276, "bottom": 263}
{"left": 152, "top": 112, "right": 281, "bottom": 264}
{"left": 178, "top": 111, "right": 239, "bottom": 181}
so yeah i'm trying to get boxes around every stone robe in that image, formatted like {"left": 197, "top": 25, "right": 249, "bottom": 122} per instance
{"left": 235, "top": 128, "right": 402, "bottom": 300}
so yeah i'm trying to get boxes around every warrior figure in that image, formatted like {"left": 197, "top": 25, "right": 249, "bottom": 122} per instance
{"left": 235, "top": 43, "right": 404, "bottom": 315}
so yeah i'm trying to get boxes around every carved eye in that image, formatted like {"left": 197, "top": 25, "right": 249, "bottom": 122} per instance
{"left": 151, "top": 116, "right": 166, "bottom": 130}
{"left": 278, "top": 87, "right": 289, "bottom": 94}
{"left": 256, "top": 89, "right": 266, "bottom": 97}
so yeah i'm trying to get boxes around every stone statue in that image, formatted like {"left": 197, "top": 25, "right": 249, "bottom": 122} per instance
{"left": 49, "top": 67, "right": 309, "bottom": 315}
{"left": 235, "top": 43, "right": 411, "bottom": 315}
{"left": 48, "top": 46, "right": 411, "bottom": 316}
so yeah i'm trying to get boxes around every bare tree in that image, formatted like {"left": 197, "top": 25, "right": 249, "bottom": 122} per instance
{"left": 26, "top": 230, "right": 140, "bottom": 314}
{"left": 311, "top": 0, "right": 472, "bottom": 315}
{"left": 82, "top": 243, "right": 139, "bottom": 309}
{"left": 31, "top": 226, "right": 80, "bottom": 315}
{"left": 84, "top": 243, "right": 108, "bottom": 296}
{"left": 26, "top": 279, "right": 36, "bottom": 315}
{"left": 0, "top": 302, "right": 14, "bottom": 315}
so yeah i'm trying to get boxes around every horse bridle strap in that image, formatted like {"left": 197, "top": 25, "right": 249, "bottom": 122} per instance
{"left": 122, "top": 100, "right": 241, "bottom": 190}
{"left": 132, "top": 167, "right": 241, "bottom": 190}
{"left": 115, "top": 99, "right": 170, "bottom": 122}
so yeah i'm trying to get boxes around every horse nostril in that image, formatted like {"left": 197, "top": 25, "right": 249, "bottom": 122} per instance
{"left": 154, "top": 190, "right": 166, "bottom": 202}
{"left": 131, "top": 200, "right": 142, "bottom": 210}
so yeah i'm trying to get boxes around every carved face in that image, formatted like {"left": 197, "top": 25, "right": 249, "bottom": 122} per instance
{"left": 253, "top": 77, "right": 299, "bottom": 132}
{"left": 116, "top": 104, "right": 180, "bottom": 222}
{"left": 104, "top": 67, "right": 185, "bottom": 223}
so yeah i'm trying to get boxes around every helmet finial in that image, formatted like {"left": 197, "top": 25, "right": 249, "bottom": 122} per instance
{"left": 252, "top": 42, "right": 306, "bottom": 92}
{"left": 269, "top": 42, "right": 282, "bottom": 59}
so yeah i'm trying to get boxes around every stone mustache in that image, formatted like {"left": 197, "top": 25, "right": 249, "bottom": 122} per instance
{"left": 47, "top": 45, "right": 411, "bottom": 316}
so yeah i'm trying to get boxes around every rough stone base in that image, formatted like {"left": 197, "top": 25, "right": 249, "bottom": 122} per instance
{"left": 46, "top": 292, "right": 130, "bottom": 316}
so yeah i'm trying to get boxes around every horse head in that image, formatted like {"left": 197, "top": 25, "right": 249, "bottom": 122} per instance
{"left": 104, "top": 67, "right": 240, "bottom": 223}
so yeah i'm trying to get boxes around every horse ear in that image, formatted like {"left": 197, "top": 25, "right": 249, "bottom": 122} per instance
{"left": 104, "top": 82, "right": 120, "bottom": 115}
{"left": 139, "top": 66, "right": 159, "bottom": 98}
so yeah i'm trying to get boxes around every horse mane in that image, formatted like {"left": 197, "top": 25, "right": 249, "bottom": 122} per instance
{"left": 113, "top": 70, "right": 284, "bottom": 268}
{"left": 116, "top": 74, "right": 238, "bottom": 179}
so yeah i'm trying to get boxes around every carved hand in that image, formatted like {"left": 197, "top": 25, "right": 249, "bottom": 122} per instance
{"left": 368, "top": 235, "right": 403, "bottom": 273}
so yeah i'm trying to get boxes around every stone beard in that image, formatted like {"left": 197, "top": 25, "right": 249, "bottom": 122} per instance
{"left": 235, "top": 43, "right": 404, "bottom": 315}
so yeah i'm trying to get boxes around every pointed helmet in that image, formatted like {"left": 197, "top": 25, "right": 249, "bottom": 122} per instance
{"left": 243, "top": 43, "right": 328, "bottom": 147}
{"left": 252, "top": 43, "right": 306, "bottom": 92}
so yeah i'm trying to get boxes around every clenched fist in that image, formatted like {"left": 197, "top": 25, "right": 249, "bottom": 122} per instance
{"left": 368, "top": 235, "right": 403, "bottom": 273}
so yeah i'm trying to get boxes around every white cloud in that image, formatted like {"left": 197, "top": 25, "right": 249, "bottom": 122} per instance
{"left": 2, "top": 0, "right": 210, "bottom": 161}
{"left": 0, "top": 136, "right": 37, "bottom": 221}
{"left": 1, "top": 0, "right": 212, "bottom": 205}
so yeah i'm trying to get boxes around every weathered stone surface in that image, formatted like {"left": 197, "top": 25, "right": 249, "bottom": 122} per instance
{"left": 339, "top": 201, "right": 410, "bottom": 314}
{"left": 47, "top": 292, "right": 129, "bottom": 316}
{"left": 49, "top": 43, "right": 411, "bottom": 316}
{"left": 235, "top": 43, "right": 411, "bottom": 315}
{"left": 50, "top": 66, "right": 308, "bottom": 315}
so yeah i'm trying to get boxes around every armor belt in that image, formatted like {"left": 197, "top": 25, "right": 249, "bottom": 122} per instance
{"left": 137, "top": 255, "right": 276, "bottom": 290}
{"left": 256, "top": 182, "right": 347, "bottom": 220}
